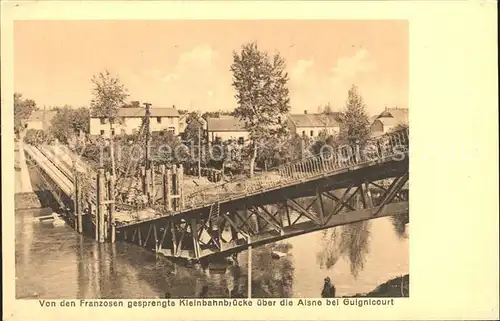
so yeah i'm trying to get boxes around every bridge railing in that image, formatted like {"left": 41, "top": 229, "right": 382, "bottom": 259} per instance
{"left": 183, "top": 128, "right": 409, "bottom": 210}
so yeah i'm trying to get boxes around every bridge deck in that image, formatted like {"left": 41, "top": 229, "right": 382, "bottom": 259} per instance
{"left": 26, "top": 129, "right": 409, "bottom": 240}
{"left": 24, "top": 129, "right": 409, "bottom": 259}
{"left": 116, "top": 129, "right": 409, "bottom": 229}
{"left": 116, "top": 150, "right": 408, "bottom": 229}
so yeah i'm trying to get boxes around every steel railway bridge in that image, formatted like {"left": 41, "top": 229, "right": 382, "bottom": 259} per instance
{"left": 24, "top": 128, "right": 409, "bottom": 262}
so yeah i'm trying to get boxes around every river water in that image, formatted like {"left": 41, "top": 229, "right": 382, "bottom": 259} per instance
{"left": 15, "top": 207, "right": 408, "bottom": 299}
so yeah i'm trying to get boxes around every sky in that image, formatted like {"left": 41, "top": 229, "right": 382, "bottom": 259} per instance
{"left": 14, "top": 20, "right": 408, "bottom": 116}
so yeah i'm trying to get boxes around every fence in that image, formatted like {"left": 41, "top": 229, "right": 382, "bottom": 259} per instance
{"left": 183, "top": 128, "right": 409, "bottom": 210}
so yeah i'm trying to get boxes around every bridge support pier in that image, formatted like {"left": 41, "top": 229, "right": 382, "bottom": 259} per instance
{"left": 97, "top": 169, "right": 106, "bottom": 243}
{"left": 94, "top": 168, "right": 117, "bottom": 244}
{"left": 74, "top": 173, "right": 83, "bottom": 234}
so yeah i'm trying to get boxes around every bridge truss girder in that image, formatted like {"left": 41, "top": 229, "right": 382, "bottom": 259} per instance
{"left": 117, "top": 163, "right": 409, "bottom": 261}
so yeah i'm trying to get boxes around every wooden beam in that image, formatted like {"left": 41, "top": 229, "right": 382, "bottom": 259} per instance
{"left": 323, "top": 184, "right": 356, "bottom": 224}
{"left": 316, "top": 188, "right": 325, "bottom": 225}
{"left": 360, "top": 182, "right": 374, "bottom": 209}
{"left": 153, "top": 224, "right": 158, "bottom": 252}
{"left": 191, "top": 218, "right": 201, "bottom": 259}
{"left": 323, "top": 191, "right": 355, "bottom": 211}
{"left": 166, "top": 169, "right": 172, "bottom": 211}
{"left": 222, "top": 213, "right": 242, "bottom": 240}
{"left": 137, "top": 227, "right": 142, "bottom": 246}
{"left": 109, "top": 174, "right": 116, "bottom": 243}
{"left": 374, "top": 173, "right": 409, "bottom": 216}
{"left": 97, "top": 169, "right": 106, "bottom": 243}
{"left": 285, "top": 205, "right": 292, "bottom": 227}
{"left": 176, "top": 225, "right": 187, "bottom": 257}
{"left": 287, "top": 199, "right": 321, "bottom": 225}
{"left": 233, "top": 210, "right": 255, "bottom": 235}
{"left": 131, "top": 228, "right": 137, "bottom": 243}
{"left": 169, "top": 222, "right": 176, "bottom": 255}
{"left": 251, "top": 206, "right": 281, "bottom": 233}
{"left": 144, "top": 224, "right": 153, "bottom": 247}
{"left": 369, "top": 181, "right": 404, "bottom": 201}
{"left": 257, "top": 204, "right": 282, "bottom": 228}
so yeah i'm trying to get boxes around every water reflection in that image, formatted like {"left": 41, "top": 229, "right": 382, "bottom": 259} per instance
{"left": 16, "top": 207, "right": 407, "bottom": 299}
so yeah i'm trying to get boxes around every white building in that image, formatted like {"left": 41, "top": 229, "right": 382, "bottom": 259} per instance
{"left": 370, "top": 107, "right": 409, "bottom": 136}
{"left": 90, "top": 107, "right": 180, "bottom": 137}
{"left": 25, "top": 110, "right": 57, "bottom": 131}
{"left": 288, "top": 111, "right": 341, "bottom": 138}
{"left": 206, "top": 116, "right": 249, "bottom": 144}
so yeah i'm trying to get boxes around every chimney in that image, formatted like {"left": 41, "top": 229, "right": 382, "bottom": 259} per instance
{"left": 172, "top": 104, "right": 176, "bottom": 109}
{"left": 304, "top": 110, "right": 308, "bottom": 114}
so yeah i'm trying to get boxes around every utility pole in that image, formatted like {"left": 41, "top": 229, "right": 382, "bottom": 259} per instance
{"left": 198, "top": 124, "right": 201, "bottom": 179}
{"left": 247, "top": 235, "right": 252, "bottom": 299}
{"left": 144, "top": 102, "right": 152, "bottom": 171}
{"left": 143, "top": 102, "right": 152, "bottom": 201}
{"left": 110, "top": 122, "right": 116, "bottom": 179}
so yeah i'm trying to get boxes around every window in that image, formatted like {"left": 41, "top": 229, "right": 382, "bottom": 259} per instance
{"left": 167, "top": 127, "right": 175, "bottom": 134}
{"left": 100, "top": 130, "right": 105, "bottom": 135}
{"left": 238, "top": 137, "right": 244, "bottom": 145}
{"left": 302, "top": 131, "right": 306, "bottom": 136}
{"left": 310, "top": 130, "right": 314, "bottom": 137}
{"left": 157, "top": 117, "right": 162, "bottom": 124}
{"left": 111, "top": 129, "right": 115, "bottom": 136}
{"left": 100, "top": 118, "right": 106, "bottom": 125}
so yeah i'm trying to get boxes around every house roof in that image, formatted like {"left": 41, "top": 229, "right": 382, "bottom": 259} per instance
{"left": 376, "top": 117, "right": 400, "bottom": 126}
{"left": 207, "top": 116, "right": 246, "bottom": 132}
{"left": 288, "top": 113, "right": 340, "bottom": 128}
{"left": 377, "top": 108, "right": 408, "bottom": 124}
{"left": 27, "top": 110, "right": 57, "bottom": 123}
{"left": 91, "top": 107, "right": 180, "bottom": 118}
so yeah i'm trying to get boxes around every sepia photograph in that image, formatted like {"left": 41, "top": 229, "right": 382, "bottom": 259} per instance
{"left": 13, "top": 19, "right": 410, "bottom": 300}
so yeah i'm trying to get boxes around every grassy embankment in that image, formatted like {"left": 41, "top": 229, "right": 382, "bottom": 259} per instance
{"left": 350, "top": 274, "right": 409, "bottom": 297}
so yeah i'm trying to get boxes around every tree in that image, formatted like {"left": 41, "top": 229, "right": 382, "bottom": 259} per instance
{"left": 317, "top": 102, "right": 334, "bottom": 115}
{"left": 201, "top": 110, "right": 233, "bottom": 120}
{"left": 90, "top": 70, "right": 129, "bottom": 123}
{"left": 123, "top": 100, "right": 141, "bottom": 108}
{"left": 230, "top": 42, "right": 291, "bottom": 176}
{"left": 182, "top": 112, "right": 205, "bottom": 144}
{"left": 315, "top": 86, "right": 372, "bottom": 278}
{"left": 90, "top": 70, "right": 129, "bottom": 176}
{"left": 50, "top": 106, "right": 90, "bottom": 143}
{"left": 24, "top": 129, "right": 53, "bottom": 146}
{"left": 151, "top": 130, "right": 188, "bottom": 165}
{"left": 338, "top": 85, "right": 370, "bottom": 145}
{"left": 14, "top": 93, "right": 37, "bottom": 135}
{"left": 316, "top": 219, "right": 371, "bottom": 278}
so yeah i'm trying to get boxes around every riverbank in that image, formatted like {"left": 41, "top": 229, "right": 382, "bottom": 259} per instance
{"left": 350, "top": 274, "right": 409, "bottom": 297}
{"left": 15, "top": 192, "right": 42, "bottom": 210}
